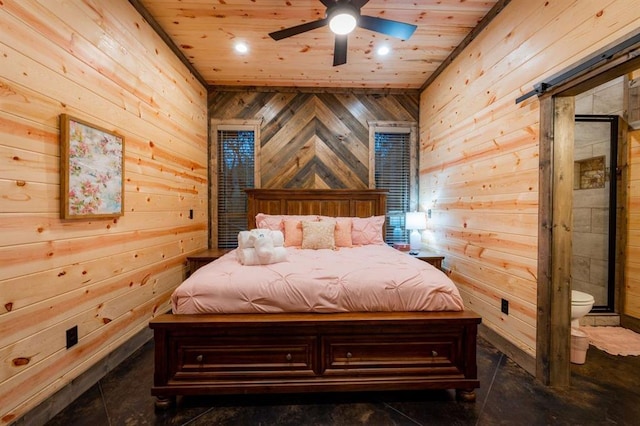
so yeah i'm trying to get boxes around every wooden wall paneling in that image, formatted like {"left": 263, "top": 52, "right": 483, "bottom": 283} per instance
{"left": 0, "top": 197, "right": 206, "bottom": 247}
{"left": 453, "top": 271, "right": 536, "bottom": 329}
{"left": 0, "top": 83, "right": 207, "bottom": 215}
{"left": 625, "top": 130, "right": 640, "bottom": 319}
{"left": 427, "top": 169, "right": 538, "bottom": 205}
{"left": 426, "top": 0, "right": 633, "bottom": 136}
{"left": 432, "top": 224, "right": 537, "bottom": 260}
{"left": 0, "top": 265, "right": 179, "bottom": 385}
{"left": 420, "top": 0, "right": 640, "bottom": 380}
{"left": 0, "top": 180, "right": 58, "bottom": 214}
{"left": 615, "top": 116, "right": 628, "bottom": 316}
{"left": 0, "top": 233, "right": 206, "bottom": 315}
{"left": 549, "top": 96, "right": 573, "bottom": 387}
{"left": 445, "top": 254, "right": 538, "bottom": 304}
{"left": 0, "top": 0, "right": 208, "bottom": 422}
{"left": 457, "top": 286, "right": 536, "bottom": 353}
{"left": 0, "top": 5, "right": 206, "bottom": 151}
{"left": 125, "top": 171, "right": 204, "bottom": 199}
{"left": 422, "top": 1, "right": 570, "bottom": 134}
{"left": 428, "top": 144, "right": 540, "bottom": 188}
{"left": 107, "top": 1, "right": 205, "bottom": 103}
{"left": 125, "top": 192, "right": 205, "bottom": 213}
{"left": 536, "top": 95, "right": 554, "bottom": 385}
{"left": 209, "top": 90, "right": 419, "bottom": 191}
{"left": 42, "top": 0, "right": 206, "bottom": 138}
{"left": 423, "top": 108, "right": 540, "bottom": 177}
{"left": 431, "top": 191, "right": 538, "bottom": 215}
{"left": 434, "top": 201, "right": 538, "bottom": 235}
{"left": 424, "top": 3, "right": 633, "bottom": 143}
{"left": 0, "top": 226, "right": 205, "bottom": 281}
{"left": 0, "top": 82, "right": 206, "bottom": 181}
{"left": 429, "top": 234, "right": 536, "bottom": 282}
{"left": 0, "top": 288, "right": 172, "bottom": 421}
{"left": 0, "top": 255, "right": 184, "bottom": 350}
{"left": 1, "top": 145, "right": 58, "bottom": 184}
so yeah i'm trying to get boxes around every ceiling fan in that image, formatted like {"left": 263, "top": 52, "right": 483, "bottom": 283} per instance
{"left": 268, "top": 0, "right": 417, "bottom": 66}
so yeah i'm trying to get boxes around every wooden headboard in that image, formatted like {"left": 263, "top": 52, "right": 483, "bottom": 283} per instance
{"left": 245, "top": 189, "right": 388, "bottom": 229}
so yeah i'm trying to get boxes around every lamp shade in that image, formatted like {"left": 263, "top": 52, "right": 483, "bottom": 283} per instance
{"left": 405, "top": 211, "right": 427, "bottom": 230}
{"left": 405, "top": 211, "right": 426, "bottom": 253}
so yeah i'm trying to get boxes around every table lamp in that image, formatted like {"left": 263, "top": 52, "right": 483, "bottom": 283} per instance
{"left": 405, "top": 211, "right": 426, "bottom": 255}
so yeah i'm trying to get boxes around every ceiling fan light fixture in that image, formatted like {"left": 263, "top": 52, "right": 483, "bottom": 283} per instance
{"left": 328, "top": 7, "right": 357, "bottom": 35}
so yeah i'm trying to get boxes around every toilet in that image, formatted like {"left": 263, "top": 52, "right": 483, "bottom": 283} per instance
{"left": 571, "top": 289, "right": 595, "bottom": 328}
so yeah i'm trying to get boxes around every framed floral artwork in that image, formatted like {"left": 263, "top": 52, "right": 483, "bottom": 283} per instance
{"left": 60, "top": 114, "right": 124, "bottom": 219}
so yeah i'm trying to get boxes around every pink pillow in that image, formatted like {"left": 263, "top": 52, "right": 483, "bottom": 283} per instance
{"left": 255, "top": 213, "right": 285, "bottom": 231}
{"left": 320, "top": 217, "right": 352, "bottom": 247}
{"left": 283, "top": 219, "right": 304, "bottom": 247}
{"left": 351, "top": 215, "right": 385, "bottom": 245}
{"left": 255, "top": 214, "right": 318, "bottom": 231}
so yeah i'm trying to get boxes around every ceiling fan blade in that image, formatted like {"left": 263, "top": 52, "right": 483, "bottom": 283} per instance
{"left": 351, "top": 0, "right": 370, "bottom": 8}
{"left": 358, "top": 15, "right": 417, "bottom": 40}
{"left": 333, "top": 35, "right": 348, "bottom": 66}
{"left": 321, "top": 0, "right": 369, "bottom": 11}
{"left": 269, "top": 18, "right": 328, "bottom": 41}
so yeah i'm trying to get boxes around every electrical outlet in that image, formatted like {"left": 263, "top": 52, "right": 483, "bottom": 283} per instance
{"left": 427, "top": 209, "right": 432, "bottom": 218}
{"left": 501, "top": 299, "right": 509, "bottom": 315}
{"left": 66, "top": 325, "right": 78, "bottom": 349}
{"left": 189, "top": 209, "right": 194, "bottom": 219}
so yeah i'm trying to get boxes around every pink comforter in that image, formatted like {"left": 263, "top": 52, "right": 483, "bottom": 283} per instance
{"left": 172, "top": 245, "right": 464, "bottom": 314}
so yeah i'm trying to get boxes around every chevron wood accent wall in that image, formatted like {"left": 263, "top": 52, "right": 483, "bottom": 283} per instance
{"left": 209, "top": 89, "right": 419, "bottom": 189}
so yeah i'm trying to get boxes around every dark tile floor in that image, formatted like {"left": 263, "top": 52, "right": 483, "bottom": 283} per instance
{"left": 44, "top": 337, "right": 640, "bottom": 426}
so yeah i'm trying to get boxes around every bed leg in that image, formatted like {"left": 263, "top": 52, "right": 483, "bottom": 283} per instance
{"left": 456, "top": 388, "right": 476, "bottom": 402}
{"left": 154, "top": 395, "right": 175, "bottom": 410}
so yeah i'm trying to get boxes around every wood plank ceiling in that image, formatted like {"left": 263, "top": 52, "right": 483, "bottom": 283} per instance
{"left": 134, "top": 0, "right": 503, "bottom": 89}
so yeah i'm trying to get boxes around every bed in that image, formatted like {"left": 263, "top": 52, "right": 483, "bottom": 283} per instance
{"left": 150, "top": 189, "right": 481, "bottom": 408}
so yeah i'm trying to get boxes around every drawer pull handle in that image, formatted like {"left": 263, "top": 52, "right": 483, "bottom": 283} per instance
{"left": 346, "top": 352, "right": 352, "bottom": 359}
{"left": 196, "top": 355, "right": 203, "bottom": 363}
{"left": 431, "top": 350, "right": 438, "bottom": 357}
{"left": 285, "top": 353, "right": 292, "bottom": 362}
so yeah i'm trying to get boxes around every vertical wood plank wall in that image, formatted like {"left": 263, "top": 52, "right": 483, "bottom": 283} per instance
{"left": 0, "top": 1, "right": 208, "bottom": 423}
{"left": 419, "top": 0, "right": 640, "bottom": 364}
{"left": 209, "top": 89, "right": 419, "bottom": 189}
{"left": 627, "top": 129, "right": 640, "bottom": 318}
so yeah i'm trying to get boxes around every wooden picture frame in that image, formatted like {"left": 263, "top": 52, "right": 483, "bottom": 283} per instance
{"left": 60, "top": 114, "right": 124, "bottom": 219}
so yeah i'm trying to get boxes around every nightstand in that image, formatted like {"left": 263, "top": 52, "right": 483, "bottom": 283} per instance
{"left": 408, "top": 249, "right": 444, "bottom": 270}
{"left": 186, "top": 248, "right": 233, "bottom": 276}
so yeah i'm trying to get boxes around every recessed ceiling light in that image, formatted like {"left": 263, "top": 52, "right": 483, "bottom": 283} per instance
{"left": 234, "top": 42, "right": 248, "bottom": 54}
{"left": 377, "top": 46, "right": 390, "bottom": 56}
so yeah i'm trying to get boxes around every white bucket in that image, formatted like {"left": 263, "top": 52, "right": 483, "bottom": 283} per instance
{"left": 570, "top": 328, "right": 589, "bottom": 364}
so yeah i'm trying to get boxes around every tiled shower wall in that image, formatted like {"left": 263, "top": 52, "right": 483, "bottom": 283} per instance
{"left": 572, "top": 77, "right": 624, "bottom": 306}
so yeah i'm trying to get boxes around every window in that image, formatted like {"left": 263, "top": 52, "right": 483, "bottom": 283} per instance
{"left": 212, "top": 121, "right": 260, "bottom": 248}
{"left": 371, "top": 123, "right": 418, "bottom": 244}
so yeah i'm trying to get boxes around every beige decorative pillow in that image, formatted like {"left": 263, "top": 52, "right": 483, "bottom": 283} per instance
{"left": 301, "top": 221, "right": 336, "bottom": 250}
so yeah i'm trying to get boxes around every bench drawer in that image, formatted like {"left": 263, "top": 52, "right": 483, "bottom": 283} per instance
{"left": 171, "top": 336, "right": 318, "bottom": 380}
{"left": 322, "top": 334, "right": 462, "bottom": 376}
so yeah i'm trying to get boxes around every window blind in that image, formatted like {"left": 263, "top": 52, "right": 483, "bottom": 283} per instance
{"left": 217, "top": 130, "right": 255, "bottom": 248}
{"left": 374, "top": 132, "right": 411, "bottom": 244}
